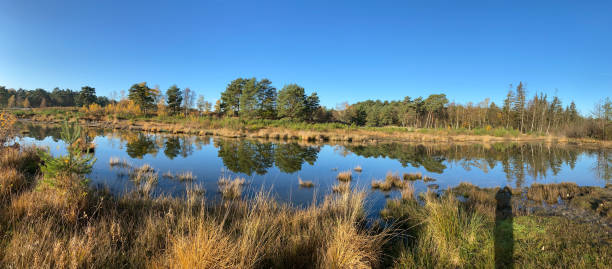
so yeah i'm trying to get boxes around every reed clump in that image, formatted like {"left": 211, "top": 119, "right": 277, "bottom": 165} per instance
{"left": 371, "top": 172, "right": 404, "bottom": 191}
{"left": 298, "top": 177, "right": 314, "bottom": 188}
{"left": 354, "top": 165, "right": 363, "bottom": 172}
{"left": 176, "top": 171, "right": 196, "bottom": 182}
{"left": 218, "top": 176, "right": 246, "bottom": 199}
{"left": 336, "top": 170, "right": 352, "bottom": 182}
{"left": 403, "top": 172, "right": 422, "bottom": 181}
{"left": 109, "top": 157, "right": 131, "bottom": 168}
{"left": 423, "top": 175, "right": 436, "bottom": 182}
{"left": 332, "top": 182, "right": 350, "bottom": 193}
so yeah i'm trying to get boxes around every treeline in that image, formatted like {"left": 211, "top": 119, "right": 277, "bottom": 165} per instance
{"left": 0, "top": 86, "right": 110, "bottom": 108}
{"left": 2, "top": 80, "right": 611, "bottom": 139}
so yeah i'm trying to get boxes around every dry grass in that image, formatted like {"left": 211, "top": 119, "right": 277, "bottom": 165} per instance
{"left": 298, "top": 177, "right": 314, "bottom": 188}
{"left": 109, "top": 157, "right": 131, "bottom": 168}
{"left": 1, "top": 145, "right": 388, "bottom": 268}
{"left": 332, "top": 182, "right": 351, "bottom": 193}
{"left": 2, "top": 145, "right": 610, "bottom": 268}
{"left": 451, "top": 182, "right": 498, "bottom": 217}
{"left": 354, "top": 165, "right": 363, "bottom": 173}
{"left": 162, "top": 170, "right": 174, "bottom": 179}
{"left": 218, "top": 176, "right": 246, "bottom": 199}
{"left": 403, "top": 172, "right": 422, "bottom": 181}
{"left": 400, "top": 181, "right": 415, "bottom": 201}
{"left": 371, "top": 172, "right": 404, "bottom": 191}
{"left": 336, "top": 170, "right": 352, "bottom": 182}
{"left": 527, "top": 182, "right": 580, "bottom": 204}
{"left": 176, "top": 171, "right": 196, "bottom": 182}
{"left": 371, "top": 179, "right": 392, "bottom": 191}
{"left": 129, "top": 164, "right": 158, "bottom": 196}
{"left": 423, "top": 175, "right": 436, "bottom": 182}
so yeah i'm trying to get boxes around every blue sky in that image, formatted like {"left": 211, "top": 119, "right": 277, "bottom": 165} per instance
{"left": 1, "top": 0, "right": 610, "bottom": 114}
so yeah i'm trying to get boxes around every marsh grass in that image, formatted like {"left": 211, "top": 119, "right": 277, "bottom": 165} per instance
{"left": 332, "top": 182, "right": 350, "bottom": 194}
{"left": 1, "top": 145, "right": 610, "bottom": 268}
{"left": 371, "top": 172, "right": 405, "bottom": 191}
{"left": 176, "top": 171, "right": 196, "bottom": 182}
{"left": 336, "top": 170, "right": 352, "bottom": 182}
{"left": 109, "top": 157, "right": 131, "bottom": 168}
{"left": 354, "top": 165, "right": 363, "bottom": 173}
{"left": 422, "top": 175, "right": 436, "bottom": 182}
{"left": 298, "top": 177, "right": 314, "bottom": 188}
{"left": 527, "top": 182, "right": 579, "bottom": 204}
{"left": 219, "top": 176, "right": 246, "bottom": 199}
{"left": 402, "top": 172, "right": 422, "bottom": 181}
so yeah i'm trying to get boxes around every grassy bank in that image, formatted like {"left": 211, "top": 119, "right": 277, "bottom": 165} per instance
{"left": 8, "top": 107, "right": 611, "bottom": 147}
{"left": 1, "top": 143, "right": 611, "bottom": 268}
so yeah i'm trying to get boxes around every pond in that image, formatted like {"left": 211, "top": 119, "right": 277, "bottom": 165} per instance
{"left": 15, "top": 123, "right": 612, "bottom": 211}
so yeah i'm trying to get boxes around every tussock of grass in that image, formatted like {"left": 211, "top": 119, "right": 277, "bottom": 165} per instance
{"left": 162, "top": 171, "right": 174, "bottom": 179}
{"left": 423, "top": 175, "right": 436, "bottom": 182}
{"left": 332, "top": 182, "right": 350, "bottom": 193}
{"left": 390, "top": 192, "right": 494, "bottom": 268}
{"left": 298, "top": 177, "right": 314, "bottom": 188}
{"left": 403, "top": 172, "right": 422, "bottom": 181}
{"left": 129, "top": 164, "right": 158, "bottom": 196}
{"left": 527, "top": 182, "right": 579, "bottom": 204}
{"left": 176, "top": 171, "right": 196, "bottom": 181}
{"left": 336, "top": 170, "right": 352, "bottom": 182}
{"left": 218, "top": 176, "right": 245, "bottom": 199}
{"left": 109, "top": 157, "right": 131, "bottom": 168}
{"left": 354, "top": 165, "right": 362, "bottom": 172}
{"left": 371, "top": 172, "right": 404, "bottom": 191}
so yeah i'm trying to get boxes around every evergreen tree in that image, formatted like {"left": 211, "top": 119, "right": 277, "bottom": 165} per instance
{"left": 257, "top": 78, "right": 277, "bottom": 119}
{"left": 77, "top": 86, "right": 97, "bottom": 107}
{"left": 166, "top": 85, "right": 183, "bottom": 116}
{"left": 239, "top": 78, "right": 259, "bottom": 118}
{"left": 514, "top": 82, "right": 526, "bottom": 132}
{"left": 305, "top": 92, "right": 321, "bottom": 122}
{"left": 220, "top": 78, "right": 245, "bottom": 116}
{"left": 128, "top": 82, "right": 157, "bottom": 114}
{"left": 277, "top": 84, "right": 307, "bottom": 120}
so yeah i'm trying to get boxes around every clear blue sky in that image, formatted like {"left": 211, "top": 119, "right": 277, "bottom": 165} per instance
{"left": 1, "top": 0, "right": 610, "bottom": 114}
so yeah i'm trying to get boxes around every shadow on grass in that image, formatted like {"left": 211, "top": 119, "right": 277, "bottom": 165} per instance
{"left": 495, "top": 186, "right": 514, "bottom": 268}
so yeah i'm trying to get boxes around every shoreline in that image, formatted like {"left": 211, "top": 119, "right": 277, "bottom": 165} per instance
{"left": 18, "top": 117, "right": 612, "bottom": 149}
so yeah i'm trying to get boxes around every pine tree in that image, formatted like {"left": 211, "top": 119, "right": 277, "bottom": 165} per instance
{"left": 239, "top": 78, "right": 259, "bottom": 118}
{"left": 220, "top": 78, "right": 245, "bottom": 116}
{"left": 77, "top": 86, "right": 97, "bottom": 107}
{"left": 128, "top": 82, "right": 157, "bottom": 115}
{"left": 277, "top": 84, "right": 307, "bottom": 120}
{"left": 513, "top": 82, "right": 526, "bottom": 132}
{"left": 257, "top": 78, "right": 277, "bottom": 119}
{"left": 166, "top": 85, "right": 183, "bottom": 116}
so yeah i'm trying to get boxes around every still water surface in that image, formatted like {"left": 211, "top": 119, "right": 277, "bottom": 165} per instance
{"left": 16, "top": 124, "right": 612, "bottom": 210}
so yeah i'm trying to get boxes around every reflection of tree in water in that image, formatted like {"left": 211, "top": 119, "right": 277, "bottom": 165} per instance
{"left": 275, "top": 143, "right": 319, "bottom": 173}
{"left": 346, "top": 142, "right": 595, "bottom": 187}
{"left": 215, "top": 139, "right": 319, "bottom": 175}
{"left": 346, "top": 144, "right": 447, "bottom": 173}
{"left": 126, "top": 134, "right": 158, "bottom": 159}
{"left": 215, "top": 139, "right": 274, "bottom": 175}
{"left": 593, "top": 150, "right": 611, "bottom": 181}
{"left": 164, "top": 137, "right": 181, "bottom": 159}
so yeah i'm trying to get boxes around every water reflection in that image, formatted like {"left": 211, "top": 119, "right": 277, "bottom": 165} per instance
{"left": 16, "top": 123, "right": 612, "bottom": 185}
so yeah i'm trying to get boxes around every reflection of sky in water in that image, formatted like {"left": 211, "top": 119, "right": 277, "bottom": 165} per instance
{"left": 16, "top": 130, "right": 611, "bottom": 213}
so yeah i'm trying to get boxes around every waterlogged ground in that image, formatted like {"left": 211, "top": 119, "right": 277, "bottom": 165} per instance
{"left": 15, "top": 123, "right": 612, "bottom": 211}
